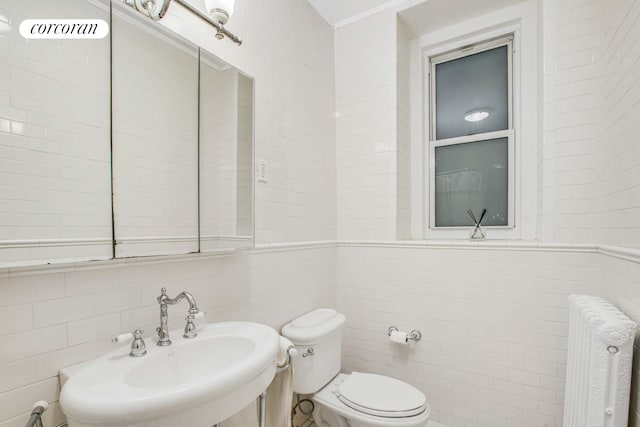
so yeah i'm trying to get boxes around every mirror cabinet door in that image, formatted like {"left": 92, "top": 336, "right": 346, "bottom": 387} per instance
{"left": 0, "top": 0, "right": 112, "bottom": 266}
{"left": 111, "top": 8, "right": 199, "bottom": 258}
{"left": 199, "top": 50, "right": 254, "bottom": 252}
{"left": 0, "top": 1, "right": 254, "bottom": 267}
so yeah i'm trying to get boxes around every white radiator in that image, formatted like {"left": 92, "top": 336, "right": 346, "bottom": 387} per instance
{"left": 563, "top": 295, "right": 637, "bottom": 427}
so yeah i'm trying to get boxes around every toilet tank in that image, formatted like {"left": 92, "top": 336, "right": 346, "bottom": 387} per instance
{"left": 281, "top": 309, "right": 346, "bottom": 394}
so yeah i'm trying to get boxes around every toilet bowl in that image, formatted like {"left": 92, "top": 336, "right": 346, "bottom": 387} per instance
{"left": 282, "top": 309, "right": 430, "bottom": 427}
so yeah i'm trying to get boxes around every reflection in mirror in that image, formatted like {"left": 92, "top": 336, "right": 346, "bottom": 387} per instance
{"left": 112, "top": 6, "right": 199, "bottom": 257}
{"left": 0, "top": 0, "right": 111, "bottom": 267}
{"left": 199, "top": 50, "right": 254, "bottom": 251}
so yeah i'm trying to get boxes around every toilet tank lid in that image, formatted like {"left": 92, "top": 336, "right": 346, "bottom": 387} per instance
{"left": 282, "top": 309, "right": 346, "bottom": 345}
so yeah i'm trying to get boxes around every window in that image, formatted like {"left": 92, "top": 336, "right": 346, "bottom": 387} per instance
{"left": 428, "top": 36, "right": 515, "bottom": 231}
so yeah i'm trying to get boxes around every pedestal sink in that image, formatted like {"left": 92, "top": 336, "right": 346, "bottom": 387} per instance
{"left": 60, "top": 322, "right": 279, "bottom": 427}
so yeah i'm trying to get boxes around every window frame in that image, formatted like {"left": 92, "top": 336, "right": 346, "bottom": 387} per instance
{"left": 424, "top": 34, "right": 518, "bottom": 237}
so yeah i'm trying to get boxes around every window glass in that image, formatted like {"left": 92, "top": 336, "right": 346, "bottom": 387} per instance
{"left": 435, "top": 46, "right": 509, "bottom": 140}
{"left": 434, "top": 138, "right": 508, "bottom": 227}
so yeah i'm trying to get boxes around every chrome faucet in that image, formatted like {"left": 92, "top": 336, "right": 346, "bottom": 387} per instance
{"left": 156, "top": 287, "right": 201, "bottom": 346}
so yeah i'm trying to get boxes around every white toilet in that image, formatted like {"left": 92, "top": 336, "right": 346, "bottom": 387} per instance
{"left": 282, "top": 309, "right": 431, "bottom": 427}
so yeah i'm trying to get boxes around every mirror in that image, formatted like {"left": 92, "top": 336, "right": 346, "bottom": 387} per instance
{"left": 199, "top": 50, "right": 254, "bottom": 252}
{"left": 0, "top": 0, "right": 112, "bottom": 267}
{"left": 0, "top": 0, "right": 254, "bottom": 267}
{"left": 111, "top": 7, "right": 200, "bottom": 257}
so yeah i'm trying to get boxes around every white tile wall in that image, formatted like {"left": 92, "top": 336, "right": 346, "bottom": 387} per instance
{"left": 541, "top": 0, "right": 640, "bottom": 245}
{"left": 595, "top": 0, "right": 640, "bottom": 425}
{"left": 0, "top": 246, "right": 336, "bottom": 427}
{"left": 540, "top": 0, "right": 601, "bottom": 244}
{"left": 337, "top": 244, "right": 601, "bottom": 427}
{"left": 536, "top": 0, "right": 548, "bottom": 241}
{"left": 396, "top": 19, "right": 412, "bottom": 240}
{"left": 542, "top": 0, "right": 640, "bottom": 418}
{"left": 597, "top": 0, "right": 640, "bottom": 247}
{"left": 335, "top": 10, "right": 398, "bottom": 241}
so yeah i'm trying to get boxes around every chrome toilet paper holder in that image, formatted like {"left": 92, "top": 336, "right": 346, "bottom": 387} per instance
{"left": 388, "top": 326, "right": 422, "bottom": 341}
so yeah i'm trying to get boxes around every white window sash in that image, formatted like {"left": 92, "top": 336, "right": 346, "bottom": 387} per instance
{"left": 430, "top": 36, "right": 513, "bottom": 141}
{"left": 426, "top": 35, "right": 515, "bottom": 232}
{"left": 428, "top": 130, "right": 515, "bottom": 230}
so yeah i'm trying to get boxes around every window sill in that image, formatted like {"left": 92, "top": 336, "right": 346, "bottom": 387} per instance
{"left": 338, "top": 239, "right": 597, "bottom": 252}
{"left": 423, "top": 227, "right": 520, "bottom": 240}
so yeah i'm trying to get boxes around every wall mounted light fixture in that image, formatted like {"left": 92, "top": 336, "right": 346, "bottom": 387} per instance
{"left": 123, "top": 0, "right": 242, "bottom": 45}
{"left": 132, "top": 0, "right": 171, "bottom": 20}
{"left": 204, "top": 0, "right": 234, "bottom": 25}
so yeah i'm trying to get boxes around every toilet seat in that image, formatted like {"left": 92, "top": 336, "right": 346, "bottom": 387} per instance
{"left": 313, "top": 373, "right": 431, "bottom": 427}
{"left": 335, "top": 372, "right": 427, "bottom": 418}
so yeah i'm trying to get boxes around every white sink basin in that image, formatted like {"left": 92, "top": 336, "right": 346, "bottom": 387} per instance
{"left": 60, "top": 322, "right": 279, "bottom": 427}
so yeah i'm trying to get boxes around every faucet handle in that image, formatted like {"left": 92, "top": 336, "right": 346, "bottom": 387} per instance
{"left": 183, "top": 312, "right": 205, "bottom": 339}
{"left": 112, "top": 332, "right": 133, "bottom": 344}
{"left": 185, "top": 311, "right": 205, "bottom": 323}
{"left": 112, "top": 330, "right": 147, "bottom": 357}
{"left": 112, "top": 329, "right": 144, "bottom": 344}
